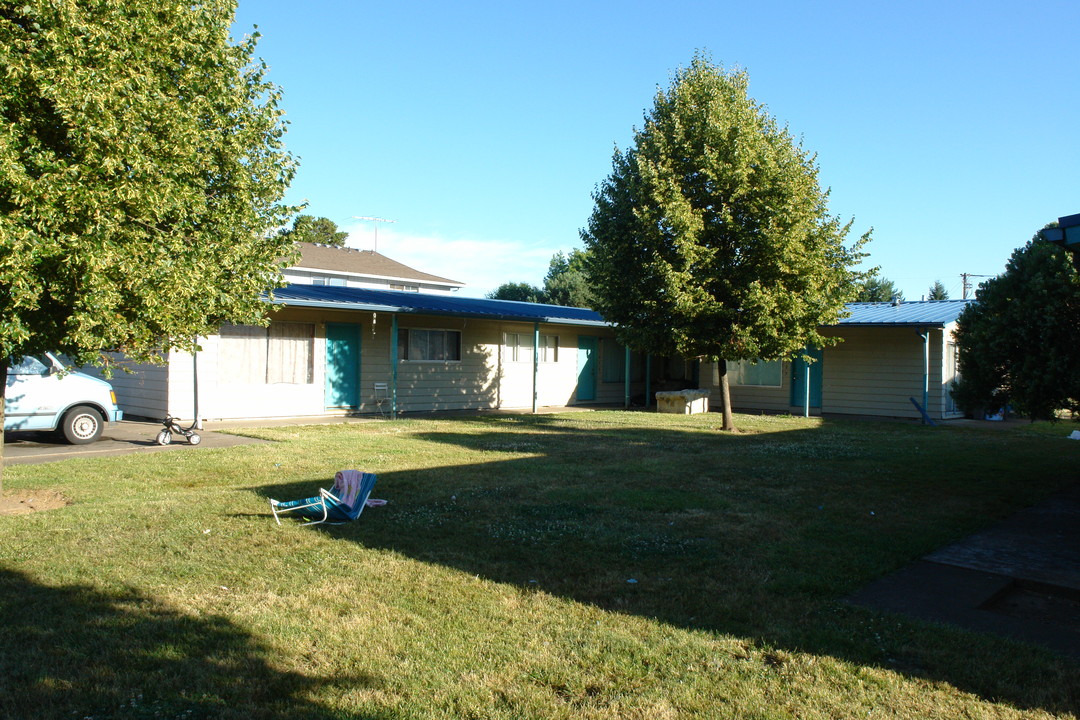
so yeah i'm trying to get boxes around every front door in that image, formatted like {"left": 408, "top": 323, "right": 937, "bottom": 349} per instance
{"left": 325, "top": 322, "right": 361, "bottom": 409}
{"left": 791, "top": 347, "right": 823, "bottom": 410}
{"left": 576, "top": 336, "right": 597, "bottom": 401}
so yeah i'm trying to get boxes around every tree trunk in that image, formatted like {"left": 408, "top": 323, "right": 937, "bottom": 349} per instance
{"left": 717, "top": 358, "right": 736, "bottom": 432}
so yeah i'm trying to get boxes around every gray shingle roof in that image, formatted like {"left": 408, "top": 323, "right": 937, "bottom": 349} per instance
{"left": 291, "top": 243, "right": 463, "bottom": 287}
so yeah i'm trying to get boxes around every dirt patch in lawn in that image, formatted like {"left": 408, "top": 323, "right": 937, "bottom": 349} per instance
{"left": 0, "top": 489, "right": 71, "bottom": 516}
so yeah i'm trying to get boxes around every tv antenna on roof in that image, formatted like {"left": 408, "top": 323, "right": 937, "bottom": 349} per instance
{"left": 351, "top": 216, "right": 396, "bottom": 253}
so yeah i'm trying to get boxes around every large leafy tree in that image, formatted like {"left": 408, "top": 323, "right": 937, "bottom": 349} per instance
{"left": 0, "top": 0, "right": 297, "bottom": 487}
{"left": 278, "top": 214, "right": 348, "bottom": 246}
{"left": 486, "top": 282, "right": 544, "bottom": 303}
{"left": 582, "top": 55, "right": 868, "bottom": 430}
{"left": 953, "top": 237, "right": 1080, "bottom": 421}
{"left": 542, "top": 249, "right": 595, "bottom": 308}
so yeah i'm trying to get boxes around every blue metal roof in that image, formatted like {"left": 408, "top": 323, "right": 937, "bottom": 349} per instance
{"left": 833, "top": 300, "right": 974, "bottom": 327}
{"left": 270, "top": 285, "right": 972, "bottom": 329}
{"left": 270, "top": 284, "right": 610, "bottom": 327}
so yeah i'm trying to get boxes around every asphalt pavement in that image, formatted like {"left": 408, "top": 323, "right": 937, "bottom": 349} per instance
{"left": 1, "top": 420, "right": 274, "bottom": 465}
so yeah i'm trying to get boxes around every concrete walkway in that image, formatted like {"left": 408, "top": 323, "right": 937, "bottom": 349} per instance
{"left": 848, "top": 484, "right": 1080, "bottom": 658}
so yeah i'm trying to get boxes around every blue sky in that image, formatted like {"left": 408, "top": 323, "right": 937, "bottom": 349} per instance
{"left": 233, "top": 0, "right": 1078, "bottom": 300}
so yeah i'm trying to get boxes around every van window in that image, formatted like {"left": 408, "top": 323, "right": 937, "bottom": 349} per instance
{"left": 8, "top": 356, "right": 49, "bottom": 376}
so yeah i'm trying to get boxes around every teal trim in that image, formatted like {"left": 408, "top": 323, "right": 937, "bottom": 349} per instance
{"left": 532, "top": 322, "right": 540, "bottom": 414}
{"left": 791, "top": 347, "right": 823, "bottom": 409}
{"left": 325, "top": 323, "right": 361, "bottom": 409}
{"left": 576, "top": 336, "right": 597, "bottom": 401}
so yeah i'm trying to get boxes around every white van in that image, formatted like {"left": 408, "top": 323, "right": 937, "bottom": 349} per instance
{"left": 4, "top": 353, "right": 124, "bottom": 444}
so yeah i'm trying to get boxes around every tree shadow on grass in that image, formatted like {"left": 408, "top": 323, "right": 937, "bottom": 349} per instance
{"left": 256, "top": 414, "right": 1080, "bottom": 716}
{"left": 0, "top": 568, "right": 386, "bottom": 720}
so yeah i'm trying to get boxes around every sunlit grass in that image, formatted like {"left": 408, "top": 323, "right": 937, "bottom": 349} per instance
{"left": 1, "top": 411, "right": 1077, "bottom": 719}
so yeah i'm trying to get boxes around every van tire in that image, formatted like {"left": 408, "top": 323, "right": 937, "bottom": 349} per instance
{"left": 62, "top": 405, "right": 104, "bottom": 444}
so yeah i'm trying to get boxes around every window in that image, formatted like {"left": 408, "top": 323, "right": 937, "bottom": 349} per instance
{"left": 219, "top": 322, "right": 315, "bottom": 384}
{"left": 602, "top": 338, "right": 623, "bottom": 382}
{"left": 727, "top": 359, "right": 782, "bottom": 387}
{"left": 390, "top": 283, "right": 419, "bottom": 292}
{"left": 8, "top": 355, "right": 49, "bottom": 376}
{"left": 311, "top": 275, "right": 346, "bottom": 287}
{"left": 504, "top": 333, "right": 559, "bottom": 363}
{"left": 539, "top": 334, "right": 558, "bottom": 363}
{"left": 504, "top": 332, "right": 532, "bottom": 363}
{"left": 398, "top": 328, "right": 461, "bottom": 362}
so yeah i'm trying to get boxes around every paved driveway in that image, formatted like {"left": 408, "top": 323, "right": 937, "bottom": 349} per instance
{"left": 2, "top": 420, "right": 267, "bottom": 466}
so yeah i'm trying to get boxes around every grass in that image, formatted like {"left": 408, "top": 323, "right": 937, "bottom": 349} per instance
{"left": 1, "top": 411, "right": 1078, "bottom": 719}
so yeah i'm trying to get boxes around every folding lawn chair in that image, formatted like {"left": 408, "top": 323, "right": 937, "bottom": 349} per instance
{"left": 270, "top": 470, "right": 377, "bottom": 526}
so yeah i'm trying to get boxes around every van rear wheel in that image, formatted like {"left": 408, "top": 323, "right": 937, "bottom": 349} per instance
{"left": 62, "top": 406, "right": 104, "bottom": 444}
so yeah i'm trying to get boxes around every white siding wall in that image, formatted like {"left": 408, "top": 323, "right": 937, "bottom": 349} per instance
{"left": 282, "top": 268, "right": 458, "bottom": 294}
{"left": 495, "top": 323, "right": 586, "bottom": 409}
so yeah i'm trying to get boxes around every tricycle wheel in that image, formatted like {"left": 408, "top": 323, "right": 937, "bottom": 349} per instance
{"left": 155, "top": 430, "right": 172, "bottom": 446}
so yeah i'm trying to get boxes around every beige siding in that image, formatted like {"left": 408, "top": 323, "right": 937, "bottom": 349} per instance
{"left": 392, "top": 316, "right": 500, "bottom": 413}
{"left": 702, "top": 361, "right": 792, "bottom": 412}
{"left": 820, "top": 326, "right": 947, "bottom": 419}
{"left": 701, "top": 325, "right": 958, "bottom": 420}
{"left": 162, "top": 311, "right": 625, "bottom": 419}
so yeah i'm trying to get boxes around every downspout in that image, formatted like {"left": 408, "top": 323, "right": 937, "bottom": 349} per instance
{"left": 391, "top": 314, "right": 399, "bottom": 419}
{"left": 918, "top": 328, "right": 930, "bottom": 424}
{"left": 532, "top": 322, "right": 539, "bottom": 414}
{"left": 624, "top": 345, "right": 631, "bottom": 409}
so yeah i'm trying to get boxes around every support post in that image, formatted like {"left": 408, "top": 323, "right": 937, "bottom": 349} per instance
{"left": 804, "top": 363, "right": 810, "bottom": 418}
{"left": 624, "top": 345, "right": 631, "bottom": 409}
{"left": 390, "top": 315, "right": 399, "bottom": 419}
{"left": 645, "top": 355, "right": 652, "bottom": 408}
{"left": 920, "top": 329, "right": 930, "bottom": 424}
{"left": 532, "top": 322, "right": 540, "bottom": 414}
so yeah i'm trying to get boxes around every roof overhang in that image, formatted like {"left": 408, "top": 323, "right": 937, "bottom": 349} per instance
{"left": 266, "top": 285, "right": 612, "bottom": 328}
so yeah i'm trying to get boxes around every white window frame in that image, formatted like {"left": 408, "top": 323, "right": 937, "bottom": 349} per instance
{"left": 539, "top": 334, "right": 559, "bottom": 363}
{"left": 504, "top": 332, "right": 532, "bottom": 363}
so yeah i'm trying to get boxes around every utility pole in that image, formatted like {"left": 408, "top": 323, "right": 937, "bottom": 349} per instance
{"left": 960, "top": 273, "right": 990, "bottom": 300}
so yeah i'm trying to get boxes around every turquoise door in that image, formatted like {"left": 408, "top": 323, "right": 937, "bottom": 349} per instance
{"left": 791, "top": 347, "right": 823, "bottom": 409}
{"left": 325, "top": 323, "right": 361, "bottom": 409}
{"left": 577, "top": 336, "right": 597, "bottom": 401}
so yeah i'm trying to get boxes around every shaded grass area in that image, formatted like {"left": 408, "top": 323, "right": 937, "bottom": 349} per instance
{"left": 1, "top": 412, "right": 1078, "bottom": 719}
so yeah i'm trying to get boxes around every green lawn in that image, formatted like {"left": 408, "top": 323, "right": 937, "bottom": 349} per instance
{"left": 1, "top": 412, "right": 1078, "bottom": 719}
